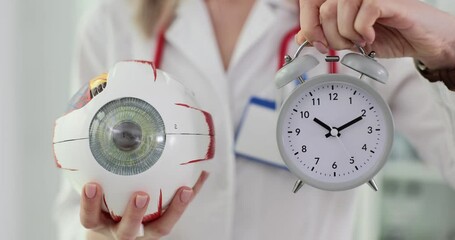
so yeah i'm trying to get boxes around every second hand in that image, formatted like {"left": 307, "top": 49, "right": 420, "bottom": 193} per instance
{"left": 335, "top": 135, "right": 353, "bottom": 160}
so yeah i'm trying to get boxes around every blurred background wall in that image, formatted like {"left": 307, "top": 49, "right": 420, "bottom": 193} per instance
{"left": 1, "top": 1, "right": 19, "bottom": 239}
{"left": 0, "top": 0, "right": 96, "bottom": 239}
{"left": 0, "top": 0, "right": 454, "bottom": 240}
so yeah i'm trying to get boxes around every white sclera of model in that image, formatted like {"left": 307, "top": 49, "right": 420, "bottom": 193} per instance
{"left": 275, "top": 42, "right": 394, "bottom": 192}
{"left": 53, "top": 61, "right": 214, "bottom": 222}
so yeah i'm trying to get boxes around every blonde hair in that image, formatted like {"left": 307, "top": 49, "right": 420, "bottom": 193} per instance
{"left": 133, "top": 0, "right": 178, "bottom": 38}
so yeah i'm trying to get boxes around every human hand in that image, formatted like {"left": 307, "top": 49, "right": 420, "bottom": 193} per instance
{"left": 80, "top": 171, "right": 209, "bottom": 240}
{"left": 297, "top": 0, "right": 455, "bottom": 69}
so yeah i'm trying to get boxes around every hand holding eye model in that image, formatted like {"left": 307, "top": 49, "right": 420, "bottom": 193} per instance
{"left": 53, "top": 61, "right": 215, "bottom": 238}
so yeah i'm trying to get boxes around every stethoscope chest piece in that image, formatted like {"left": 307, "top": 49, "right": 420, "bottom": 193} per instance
{"left": 275, "top": 41, "right": 394, "bottom": 193}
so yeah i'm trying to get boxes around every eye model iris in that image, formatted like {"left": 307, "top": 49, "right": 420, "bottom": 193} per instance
{"left": 112, "top": 121, "right": 143, "bottom": 151}
{"left": 89, "top": 97, "right": 166, "bottom": 176}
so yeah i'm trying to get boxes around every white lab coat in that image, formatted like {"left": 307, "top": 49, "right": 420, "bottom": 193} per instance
{"left": 55, "top": 0, "right": 455, "bottom": 239}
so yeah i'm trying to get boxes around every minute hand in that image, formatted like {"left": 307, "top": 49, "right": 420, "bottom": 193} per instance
{"left": 338, "top": 115, "right": 364, "bottom": 132}
{"left": 325, "top": 116, "right": 363, "bottom": 138}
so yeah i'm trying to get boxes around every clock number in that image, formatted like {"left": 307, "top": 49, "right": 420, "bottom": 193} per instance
{"left": 312, "top": 98, "right": 321, "bottom": 106}
{"left": 361, "top": 109, "right": 367, "bottom": 117}
{"left": 301, "top": 145, "right": 307, "bottom": 153}
{"left": 349, "top": 156, "right": 355, "bottom": 164}
{"left": 300, "top": 111, "right": 310, "bottom": 118}
{"left": 362, "top": 144, "right": 367, "bottom": 151}
{"left": 329, "top": 93, "right": 338, "bottom": 101}
{"left": 295, "top": 128, "right": 301, "bottom": 135}
{"left": 315, "top": 157, "right": 320, "bottom": 165}
{"left": 332, "top": 162, "right": 337, "bottom": 169}
{"left": 349, "top": 97, "right": 353, "bottom": 104}
{"left": 367, "top": 126, "right": 373, "bottom": 134}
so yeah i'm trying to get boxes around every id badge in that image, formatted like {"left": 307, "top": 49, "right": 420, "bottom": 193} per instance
{"left": 235, "top": 97, "right": 287, "bottom": 169}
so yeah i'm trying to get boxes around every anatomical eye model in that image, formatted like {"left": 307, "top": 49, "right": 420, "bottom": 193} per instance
{"left": 53, "top": 60, "right": 215, "bottom": 222}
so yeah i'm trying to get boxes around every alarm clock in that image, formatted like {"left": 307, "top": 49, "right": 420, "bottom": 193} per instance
{"left": 275, "top": 41, "right": 394, "bottom": 192}
{"left": 53, "top": 60, "right": 215, "bottom": 222}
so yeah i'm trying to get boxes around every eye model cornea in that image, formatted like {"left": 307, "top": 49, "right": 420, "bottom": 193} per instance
{"left": 111, "top": 121, "right": 143, "bottom": 152}
{"left": 89, "top": 97, "right": 166, "bottom": 176}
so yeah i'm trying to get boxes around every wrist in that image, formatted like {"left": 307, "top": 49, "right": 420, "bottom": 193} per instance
{"left": 416, "top": 14, "right": 455, "bottom": 70}
{"left": 414, "top": 59, "right": 455, "bottom": 91}
{"left": 417, "top": 47, "right": 455, "bottom": 70}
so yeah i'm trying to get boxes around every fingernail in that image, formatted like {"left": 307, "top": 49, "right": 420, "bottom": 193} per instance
{"left": 85, "top": 184, "right": 97, "bottom": 199}
{"left": 201, "top": 171, "right": 210, "bottom": 182}
{"left": 135, "top": 194, "right": 149, "bottom": 209}
{"left": 313, "top": 41, "right": 329, "bottom": 54}
{"left": 180, "top": 189, "right": 193, "bottom": 203}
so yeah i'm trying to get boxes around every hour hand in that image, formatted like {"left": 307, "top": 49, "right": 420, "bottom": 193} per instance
{"left": 313, "top": 118, "right": 332, "bottom": 132}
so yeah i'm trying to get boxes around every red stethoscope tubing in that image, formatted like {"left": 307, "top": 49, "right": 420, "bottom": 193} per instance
{"left": 153, "top": 26, "right": 338, "bottom": 74}
{"left": 153, "top": 28, "right": 166, "bottom": 69}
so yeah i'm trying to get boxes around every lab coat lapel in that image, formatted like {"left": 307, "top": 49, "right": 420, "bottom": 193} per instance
{"left": 165, "top": 0, "right": 225, "bottom": 83}
{"left": 228, "top": 0, "right": 276, "bottom": 72}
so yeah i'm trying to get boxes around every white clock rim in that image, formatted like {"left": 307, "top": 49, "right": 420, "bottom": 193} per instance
{"left": 276, "top": 74, "right": 394, "bottom": 191}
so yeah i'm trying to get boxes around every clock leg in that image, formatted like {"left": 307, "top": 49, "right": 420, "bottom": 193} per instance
{"left": 293, "top": 179, "right": 305, "bottom": 193}
{"left": 367, "top": 179, "right": 379, "bottom": 192}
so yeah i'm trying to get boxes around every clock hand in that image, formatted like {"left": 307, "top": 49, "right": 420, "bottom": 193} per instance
{"left": 325, "top": 116, "right": 363, "bottom": 138}
{"left": 313, "top": 118, "right": 332, "bottom": 132}
{"left": 338, "top": 116, "right": 363, "bottom": 132}
{"left": 335, "top": 135, "right": 353, "bottom": 160}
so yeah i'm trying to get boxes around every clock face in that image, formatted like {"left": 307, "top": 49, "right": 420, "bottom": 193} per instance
{"left": 277, "top": 74, "right": 394, "bottom": 191}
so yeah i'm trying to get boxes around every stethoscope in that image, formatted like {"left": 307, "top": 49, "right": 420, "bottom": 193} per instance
{"left": 148, "top": 15, "right": 345, "bottom": 172}
{"left": 151, "top": 26, "right": 340, "bottom": 74}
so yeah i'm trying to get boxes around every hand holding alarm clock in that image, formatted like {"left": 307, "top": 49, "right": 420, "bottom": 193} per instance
{"left": 275, "top": 41, "right": 394, "bottom": 192}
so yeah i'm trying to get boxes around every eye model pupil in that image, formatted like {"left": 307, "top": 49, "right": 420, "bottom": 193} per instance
{"left": 112, "top": 121, "right": 142, "bottom": 151}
